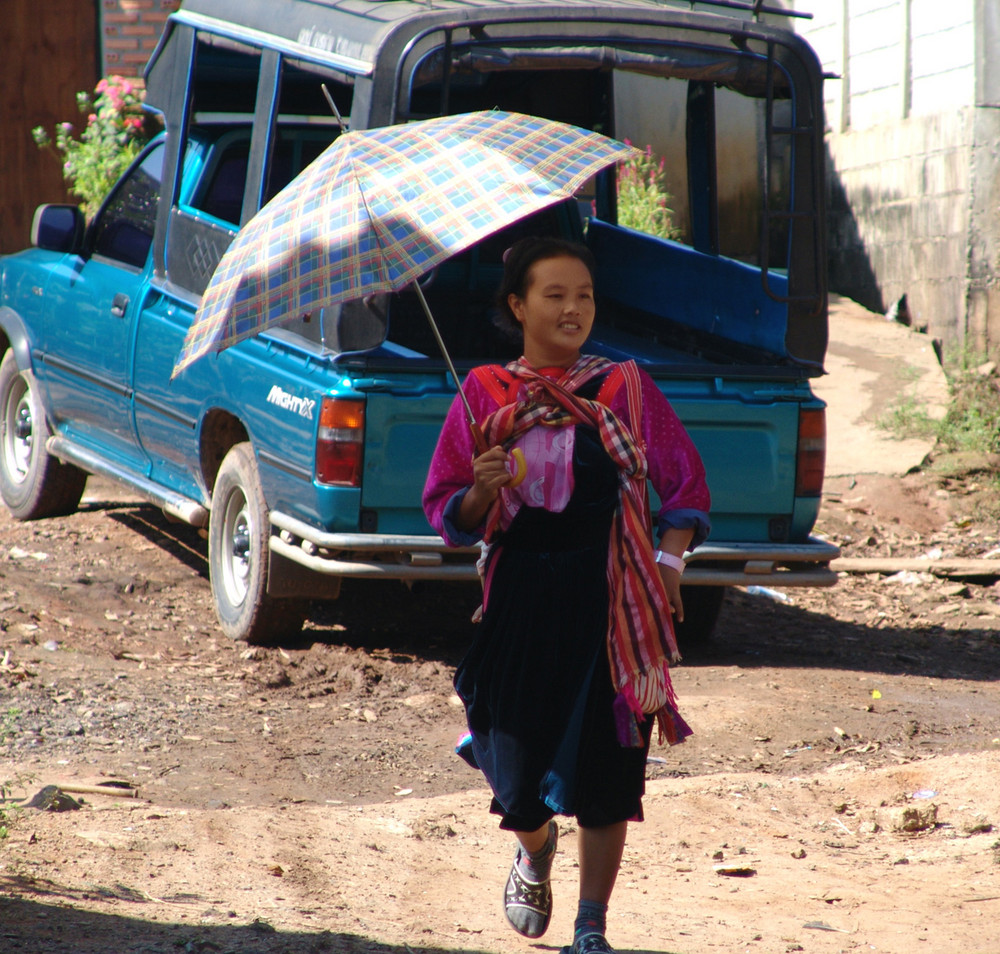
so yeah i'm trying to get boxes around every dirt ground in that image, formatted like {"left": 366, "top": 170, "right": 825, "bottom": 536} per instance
{"left": 2, "top": 460, "right": 1000, "bottom": 954}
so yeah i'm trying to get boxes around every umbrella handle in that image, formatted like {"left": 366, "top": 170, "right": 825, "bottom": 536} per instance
{"left": 506, "top": 448, "right": 527, "bottom": 488}
{"left": 408, "top": 283, "right": 525, "bottom": 486}
{"left": 469, "top": 421, "right": 526, "bottom": 487}
{"left": 469, "top": 420, "right": 489, "bottom": 455}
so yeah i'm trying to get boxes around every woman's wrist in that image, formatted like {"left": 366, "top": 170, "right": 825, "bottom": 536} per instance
{"left": 457, "top": 484, "right": 494, "bottom": 531}
{"left": 654, "top": 550, "right": 685, "bottom": 574}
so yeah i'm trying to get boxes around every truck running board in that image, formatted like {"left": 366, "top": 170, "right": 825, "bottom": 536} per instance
{"left": 46, "top": 436, "right": 209, "bottom": 527}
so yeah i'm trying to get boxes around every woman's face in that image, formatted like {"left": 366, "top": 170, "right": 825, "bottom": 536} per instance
{"left": 508, "top": 255, "right": 595, "bottom": 368}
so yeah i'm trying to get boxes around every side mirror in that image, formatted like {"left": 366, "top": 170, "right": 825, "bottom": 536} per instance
{"left": 31, "top": 204, "right": 86, "bottom": 253}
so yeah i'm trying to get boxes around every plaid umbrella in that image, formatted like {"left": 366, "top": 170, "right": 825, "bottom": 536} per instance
{"left": 172, "top": 110, "right": 635, "bottom": 379}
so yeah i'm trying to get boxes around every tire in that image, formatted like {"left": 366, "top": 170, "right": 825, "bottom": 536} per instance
{"left": 0, "top": 351, "right": 87, "bottom": 520}
{"left": 672, "top": 585, "right": 726, "bottom": 654}
{"left": 208, "top": 442, "right": 306, "bottom": 645}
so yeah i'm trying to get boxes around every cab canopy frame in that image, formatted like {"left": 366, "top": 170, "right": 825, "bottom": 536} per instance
{"left": 144, "top": 0, "right": 826, "bottom": 367}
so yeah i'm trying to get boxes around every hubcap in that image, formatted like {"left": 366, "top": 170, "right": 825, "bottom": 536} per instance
{"left": 2, "top": 379, "right": 34, "bottom": 484}
{"left": 220, "top": 491, "right": 252, "bottom": 606}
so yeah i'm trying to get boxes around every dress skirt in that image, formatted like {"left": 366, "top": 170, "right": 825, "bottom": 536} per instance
{"left": 454, "top": 425, "right": 653, "bottom": 832}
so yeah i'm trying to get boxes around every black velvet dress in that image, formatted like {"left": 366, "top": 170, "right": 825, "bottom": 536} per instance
{"left": 454, "top": 378, "right": 654, "bottom": 832}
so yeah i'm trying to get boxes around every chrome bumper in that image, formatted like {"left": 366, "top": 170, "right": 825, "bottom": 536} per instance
{"left": 269, "top": 510, "right": 840, "bottom": 587}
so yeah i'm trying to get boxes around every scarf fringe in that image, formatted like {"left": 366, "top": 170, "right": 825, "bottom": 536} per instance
{"left": 614, "top": 662, "right": 692, "bottom": 747}
{"left": 614, "top": 683, "right": 693, "bottom": 748}
{"left": 654, "top": 702, "right": 694, "bottom": 746}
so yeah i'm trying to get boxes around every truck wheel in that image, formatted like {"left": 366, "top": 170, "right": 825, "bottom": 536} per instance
{"left": 673, "top": 585, "right": 726, "bottom": 653}
{"left": 0, "top": 351, "right": 87, "bottom": 520}
{"left": 208, "top": 442, "right": 306, "bottom": 645}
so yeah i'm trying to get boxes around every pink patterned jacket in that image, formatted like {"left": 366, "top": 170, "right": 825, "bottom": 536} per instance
{"left": 422, "top": 360, "right": 711, "bottom": 549}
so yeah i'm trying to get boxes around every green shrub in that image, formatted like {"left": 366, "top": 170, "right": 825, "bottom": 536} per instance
{"left": 32, "top": 76, "right": 153, "bottom": 217}
{"left": 936, "top": 368, "right": 1000, "bottom": 455}
{"left": 617, "top": 141, "right": 680, "bottom": 241}
{"left": 878, "top": 358, "right": 1000, "bottom": 457}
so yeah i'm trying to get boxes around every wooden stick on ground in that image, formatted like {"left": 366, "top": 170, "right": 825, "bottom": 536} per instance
{"left": 56, "top": 783, "right": 141, "bottom": 799}
{"left": 831, "top": 557, "right": 1000, "bottom": 578}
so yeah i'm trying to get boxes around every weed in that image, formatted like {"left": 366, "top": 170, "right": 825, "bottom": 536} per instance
{"left": 878, "top": 361, "right": 1000, "bottom": 457}
{"left": 1, "top": 707, "right": 24, "bottom": 839}
{"left": 876, "top": 394, "right": 937, "bottom": 441}
{"left": 936, "top": 370, "right": 1000, "bottom": 455}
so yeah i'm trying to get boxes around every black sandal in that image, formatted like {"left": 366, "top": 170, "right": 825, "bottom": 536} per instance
{"left": 503, "top": 820, "right": 557, "bottom": 938}
{"left": 567, "top": 934, "right": 615, "bottom": 954}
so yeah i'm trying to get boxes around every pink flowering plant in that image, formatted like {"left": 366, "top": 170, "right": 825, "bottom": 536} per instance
{"left": 617, "top": 141, "right": 680, "bottom": 241}
{"left": 32, "top": 76, "right": 153, "bottom": 217}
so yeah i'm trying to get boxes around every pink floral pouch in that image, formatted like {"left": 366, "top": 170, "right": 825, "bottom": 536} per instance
{"left": 499, "top": 424, "right": 576, "bottom": 523}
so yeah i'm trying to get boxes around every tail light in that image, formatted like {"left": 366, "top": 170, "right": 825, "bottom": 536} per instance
{"left": 795, "top": 406, "right": 826, "bottom": 497}
{"left": 315, "top": 397, "right": 364, "bottom": 486}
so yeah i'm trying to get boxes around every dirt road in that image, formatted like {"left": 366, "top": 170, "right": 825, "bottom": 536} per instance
{"left": 2, "top": 464, "right": 1000, "bottom": 954}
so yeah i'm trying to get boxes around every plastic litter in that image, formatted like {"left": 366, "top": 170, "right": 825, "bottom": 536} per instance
{"left": 745, "top": 585, "right": 789, "bottom": 602}
{"left": 880, "top": 569, "right": 933, "bottom": 585}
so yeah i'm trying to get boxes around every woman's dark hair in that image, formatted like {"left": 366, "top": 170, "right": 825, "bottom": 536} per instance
{"left": 494, "top": 236, "right": 597, "bottom": 340}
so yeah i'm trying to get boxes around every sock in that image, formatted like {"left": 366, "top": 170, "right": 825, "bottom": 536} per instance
{"left": 517, "top": 824, "right": 557, "bottom": 882}
{"left": 574, "top": 898, "right": 608, "bottom": 941}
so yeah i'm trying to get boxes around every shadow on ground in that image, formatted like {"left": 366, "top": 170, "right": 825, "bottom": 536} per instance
{"left": 681, "top": 588, "right": 1000, "bottom": 683}
{"left": 105, "top": 502, "right": 1000, "bottom": 683}
{"left": 0, "top": 892, "right": 681, "bottom": 954}
{"left": 0, "top": 891, "right": 461, "bottom": 954}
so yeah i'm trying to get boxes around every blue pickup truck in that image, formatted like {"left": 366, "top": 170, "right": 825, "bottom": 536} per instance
{"left": 0, "top": 0, "right": 838, "bottom": 646}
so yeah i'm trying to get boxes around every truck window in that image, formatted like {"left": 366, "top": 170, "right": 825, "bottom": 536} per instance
{"left": 190, "top": 128, "right": 339, "bottom": 229}
{"left": 197, "top": 142, "right": 249, "bottom": 225}
{"left": 91, "top": 143, "right": 164, "bottom": 269}
{"left": 612, "top": 71, "right": 790, "bottom": 266}
{"left": 187, "top": 33, "right": 351, "bottom": 225}
{"left": 400, "top": 32, "right": 804, "bottom": 289}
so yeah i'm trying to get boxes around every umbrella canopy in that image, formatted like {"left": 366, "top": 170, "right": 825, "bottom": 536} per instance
{"left": 172, "top": 109, "right": 635, "bottom": 377}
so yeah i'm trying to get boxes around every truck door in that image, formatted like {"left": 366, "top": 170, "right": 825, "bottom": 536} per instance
{"left": 35, "top": 143, "right": 165, "bottom": 473}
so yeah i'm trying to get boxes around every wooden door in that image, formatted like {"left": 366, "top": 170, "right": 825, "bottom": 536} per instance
{"left": 0, "top": 1, "right": 98, "bottom": 252}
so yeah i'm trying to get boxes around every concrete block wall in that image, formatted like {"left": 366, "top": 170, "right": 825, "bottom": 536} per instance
{"left": 101, "top": 0, "right": 179, "bottom": 80}
{"left": 910, "top": 2, "right": 975, "bottom": 115}
{"left": 826, "top": 108, "right": 973, "bottom": 347}
{"left": 794, "top": 0, "right": 999, "bottom": 356}
{"left": 966, "top": 107, "right": 1000, "bottom": 353}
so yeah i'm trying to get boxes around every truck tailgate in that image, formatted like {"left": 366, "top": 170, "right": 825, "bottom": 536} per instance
{"left": 670, "top": 391, "right": 801, "bottom": 542}
{"left": 361, "top": 387, "right": 456, "bottom": 534}
{"left": 363, "top": 375, "right": 808, "bottom": 544}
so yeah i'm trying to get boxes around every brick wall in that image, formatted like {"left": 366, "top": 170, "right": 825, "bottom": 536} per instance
{"left": 101, "top": 0, "right": 180, "bottom": 80}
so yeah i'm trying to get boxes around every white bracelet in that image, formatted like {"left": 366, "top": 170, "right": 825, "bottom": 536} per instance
{"left": 654, "top": 550, "right": 685, "bottom": 574}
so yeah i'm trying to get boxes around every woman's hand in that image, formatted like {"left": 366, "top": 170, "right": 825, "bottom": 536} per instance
{"left": 658, "top": 564, "right": 685, "bottom": 622}
{"left": 656, "top": 528, "right": 694, "bottom": 623}
{"left": 456, "top": 445, "right": 512, "bottom": 531}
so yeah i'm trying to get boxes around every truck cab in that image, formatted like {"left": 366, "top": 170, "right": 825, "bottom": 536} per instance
{"left": 0, "top": 0, "right": 838, "bottom": 646}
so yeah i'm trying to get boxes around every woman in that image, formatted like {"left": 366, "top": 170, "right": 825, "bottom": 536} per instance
{"left": 423, "top": 236, "right": 710, "bottom": 954}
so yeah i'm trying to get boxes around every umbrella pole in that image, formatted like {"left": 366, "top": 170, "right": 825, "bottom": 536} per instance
{"left": 411, "top": 281, "right": 489, "bottom": 454}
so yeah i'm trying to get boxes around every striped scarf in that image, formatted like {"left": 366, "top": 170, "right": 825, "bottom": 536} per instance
{"left": 481, "top": 355, "right": 687, "bottom": 746}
